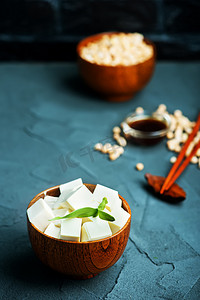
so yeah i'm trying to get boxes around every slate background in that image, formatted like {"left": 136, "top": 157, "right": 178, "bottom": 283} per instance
{"left": 0, "top": 62, "right": 200, "bottom": 299}
{"left": 0, "top": 0, "right": 200, "bottom": 60}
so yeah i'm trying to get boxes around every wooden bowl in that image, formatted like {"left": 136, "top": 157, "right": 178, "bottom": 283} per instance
{"left": 27, "top": 183, "right": 131, "bottom": 279}
{"left": 77, "top": 32, "right": 156, "bottom": 102}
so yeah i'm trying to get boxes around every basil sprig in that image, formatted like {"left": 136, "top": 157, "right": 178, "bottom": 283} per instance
{"left": 97, "top": 197, "right": 108, "bottom": 211}
{"left": 50, "top": 197, "right": 115, "bottom": 222}
{"left": 98, "top": 210, "right": 115, "bottom": 222}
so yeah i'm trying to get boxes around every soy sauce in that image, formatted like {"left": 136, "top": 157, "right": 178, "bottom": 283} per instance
{"left": 129, "top": 118, "right": 167, "bottom": 132}
{"left": 126, "top": 118, "right": 168, "bottom": 145}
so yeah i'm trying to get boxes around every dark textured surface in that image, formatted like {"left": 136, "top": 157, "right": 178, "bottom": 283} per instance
{"left": 0, "top": 0, "right": 200, "bottom": 60}
{"left": 0, "top": 62, "right": 200, "bottom": 299}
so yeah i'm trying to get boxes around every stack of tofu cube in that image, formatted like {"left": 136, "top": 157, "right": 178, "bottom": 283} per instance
{"left": 27, "top": 178, "right": 130, "bottom": 242}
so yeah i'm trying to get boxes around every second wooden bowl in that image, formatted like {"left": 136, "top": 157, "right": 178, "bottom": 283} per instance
{"left": 77, "top": 32, "right": 156, "bottom": 102}
{"left": 27, "top": 183, "right": 131, "bottom": 279}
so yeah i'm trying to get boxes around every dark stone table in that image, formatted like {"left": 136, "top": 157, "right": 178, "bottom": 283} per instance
{"left": 0, "top": 62, "right": 200, "bottom": 300}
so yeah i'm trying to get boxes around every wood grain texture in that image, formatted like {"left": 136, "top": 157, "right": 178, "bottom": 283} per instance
{"left": 145, "top": 173, "right": 186, "bottom": 202}
{"left": 27, "top": 184, "right": 131, "bottom": 279}
{"left": 77, "top": 32, "right": 155, "bottom": 102}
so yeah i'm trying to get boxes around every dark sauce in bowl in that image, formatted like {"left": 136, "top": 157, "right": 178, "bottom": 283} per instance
{"left": 121, "top": 112, "right": 170, "bottom": 145}
{"left": 129, "top": 119, "right": 167, "bottom": 132}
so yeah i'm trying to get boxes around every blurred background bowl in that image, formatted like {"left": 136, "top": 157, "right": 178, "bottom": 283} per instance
{"left": 27, "top": 183, "right": 131, "bottom": 279}
{"left": 77, "top": 32, "right": 156, "bottom": 102}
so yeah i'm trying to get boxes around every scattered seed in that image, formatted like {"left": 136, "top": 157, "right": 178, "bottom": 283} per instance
{"left": 190, "top": 156, "right": 198, "bottom": 164}
{"left": 111, "top": 144, "right": 119, "bottom": 150}
{"left": 174, "top": 125, "right": 183, "bottom": 142}
{"left": 167, "top": 139, "right": 178, "bottom": 151}
{"left": 174, "top": 109, "right": 182, "bottom": 118}
{"left": 102, "top": 143, "right": 112, "bottom": 153}
{"left": 135, "top": 106, "right": 144, "bottom": 114}
{"left": 118, "top": 146, "right": 124, "bottom": 155}
{"left": 170, "top": 156, "right": 177, "bottom": 164}
{"left": 107, "top": 147, "right": 114, "bottom": 154}
{"left": 116, "top": 136, "right": 127, "bottom": 147}
{"left": 181, "top": 133, "right": 188, "bottom": 143}
{"left": 113, "top": 133, "right": 120, "bottom": 140}
{"left": 95, "top": 105, "right": 198, "bottom": 169}
{"left": 174, "top": 144, "right": 181, "bottom": 153}
{"left": 179, "top": 115, "right": 190, "bottom": 128}
{"left": 193, "top": 135, "right": 200, "bottom": 145}
{"left": 109, "top": 150, "right": 120, "bottom": 161}
{"left": 136, "top": 163, "right": 144, "bottom": 171}
{"left": 94, "top": 143, "right": 103, "bottom": 151}
{"left": 196, "top": 148, "right": 200, "bottom": 157}
{"left": 167, "top": 131, "right": 174, "bottom": 139}
{"left": 185, "top": 127, "right": 192, "bottom": 134}
{"left": 113, "top": 126, "right": 121, "bottom": 134}
{"left": 185, "top": 142, "right": 195, "bottom": 157}
{"left": 157, "top": 104, "right": 167, "bottom": 113}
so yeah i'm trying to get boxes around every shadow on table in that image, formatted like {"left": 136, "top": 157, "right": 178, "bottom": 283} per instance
{"left": 62, "top": 73, "right": 111, "bottom": 103}
{"left": 4, "top": 245, "right": 67, "bottom": 285}
{"left": 2, "top": 224, "right": 67, "bottom": 286}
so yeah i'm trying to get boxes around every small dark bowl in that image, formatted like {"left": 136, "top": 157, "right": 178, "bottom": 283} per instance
{"left": 27, "top": 183, "right": 131, "bottom": 279}
{"left": 121, "top": 111, "right": 171, "bottom": 145}
{"left": 77, "top": 32, "right": 156, "bottom": 102}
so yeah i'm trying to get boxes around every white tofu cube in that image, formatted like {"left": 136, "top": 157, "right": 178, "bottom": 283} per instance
{"left": 54, "top": 178, "right": 83, "bottom": 209}
{"left": 60, "top": 218, "right": 82, "bottom": 242}
{"left": 44, "top": 195, "right": 59, "bottom": 209}
{"left": 93, "top": 184, "right": 122, "bottom": 211}
{"left": 53, "top": 208, "right": 69, "bottom": 217}
{"left": 108, "top": 207, "right": 130, "bottom": 234}
{"left": 44, "top": 223, "right": 60, "bottom": 239}
{"left": 53, "top": 193, "right": 72, "bottom": 209}
{"left": 66, "top": 185, "right": 98, "bottom": 211}
{"left": 27, "top": 198, "right": 55, "bottom": 232}
{"left": 59, "top": 178, "right": 83, "bottom": 193}
{"left": 52, "top": 208, "right": 70, "bottom": 227}
{"left": 81, "top": 218, "right": 112, "bottom": 242}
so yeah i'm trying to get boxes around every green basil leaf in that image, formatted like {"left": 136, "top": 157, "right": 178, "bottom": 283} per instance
{"left": 49, "top": 207, "right": 98, "bottom": 221}
{"left": 93, "top": 209, "right": 99, "bottom": 217}
{"left": 98, "top": 197, "right": 108, "bottom": 211}
{"left": 98, "top": 210, "right": 115, "bottom": 222}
